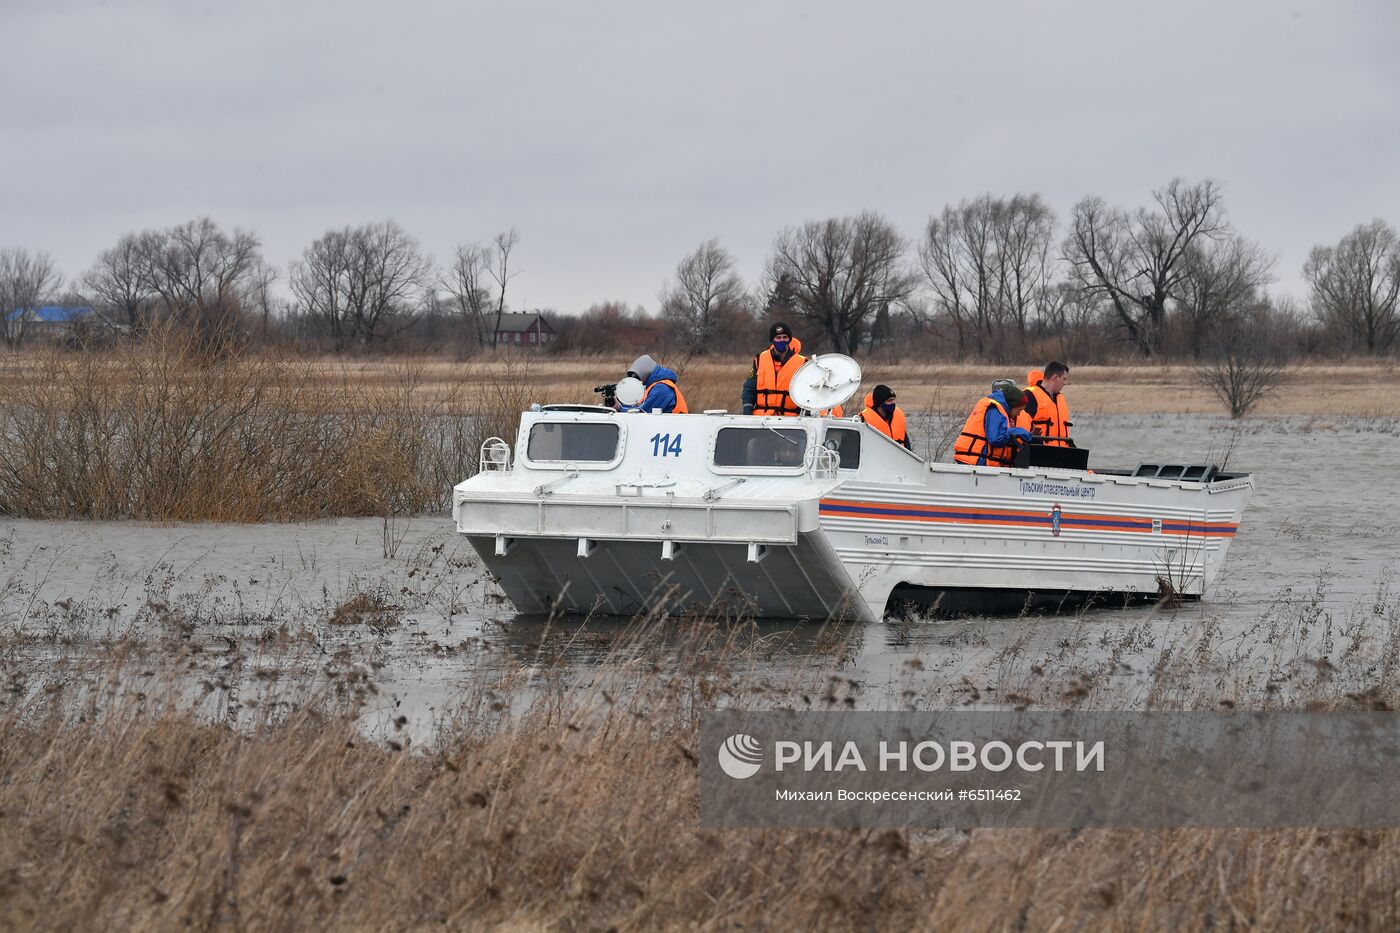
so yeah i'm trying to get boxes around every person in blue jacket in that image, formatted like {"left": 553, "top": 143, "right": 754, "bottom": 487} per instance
{"left": 953, "top": 379, "right": 1032, "bottom": 466}
{"left": 618, "top": 355, "right": 689, "bottom": 413}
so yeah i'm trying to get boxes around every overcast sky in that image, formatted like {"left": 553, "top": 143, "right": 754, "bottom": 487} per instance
{"left": 4, "top": 0, "right": 1397, "bottom": 313}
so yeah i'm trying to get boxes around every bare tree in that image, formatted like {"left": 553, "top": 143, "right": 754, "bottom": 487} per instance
{"left": 558, "top": 301, "right": 663, "bottom": 354}
{"left": 84, "top": 232, "right": 158, "bottom": 329}
{"left": 1064, "top": 179, "right": 1229, "bottom": 357}
{"left": 1303, "top": 219, "right": 1400, "bottom": 353}
{"left": 1034, "top": 281, "right": 1117, "bottom": 363}
{"left": 146, "top": 217, "right": 264, "bottom": 330}
{"left": 247, "top": 259, "right": 280, "bottom": 341}
{"left": 765, "top": 211, "right": 915, "bottom": 353}
{"left": 993, "top": 194, "right": 1058, "bottom": 341}
{"left": 441, "top": 243, "right": 493, "bottom": 349}
{"left": 659, "top": 238, "right": 751, "bottom": 353}
{"left": 920, "top": 194, "right": 1057, "bottom": 358}
{"left": 1196, "top": 302, "right": 1288, "bottom": 419}
{"left": 82, "top": 219, "right": 265, "bottom": 337}
{"left": 488, "top": 229, "right": 520, "bottom": 348}
{"left": 1177, "top": 236, "right": 1274, "bottom": 357}
{"left": 921, "top": 198, "right": 995, "bottom": 356}
{"left": 0, "top": 248, "right": 62, "bottom": 347}
{"left": 289, "top": 221, "right": 431, "bottom": 349}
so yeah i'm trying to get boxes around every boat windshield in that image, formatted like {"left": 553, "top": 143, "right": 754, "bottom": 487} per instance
{"left": 527, "top": 422, "right": 620, "bottom": 462}
{"left": 714, "top": 426, "right": 808, "bottom": 468}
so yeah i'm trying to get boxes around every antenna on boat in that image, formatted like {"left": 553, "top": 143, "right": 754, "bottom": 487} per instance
{"left": 788, "top": 354, "right": 862, "bottom": 415}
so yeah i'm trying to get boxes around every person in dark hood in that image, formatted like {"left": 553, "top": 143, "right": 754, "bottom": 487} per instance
{"left": 618, "top": 354, "right": 688, "bottom": 413}
{"left": 858, "top": 384, "right": 911, "bottom": 450}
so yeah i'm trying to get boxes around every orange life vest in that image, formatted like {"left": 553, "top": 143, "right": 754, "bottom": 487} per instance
{"left": 753, "top": 338, "right": 806, "bottom": 416}
{"left": 641, "top": 379, "right": 688, "bottom": 414}
{"left": 954, "top": 397, "right": 1015, "bottom": 467}
{"left": 858, "top": 393, "right": 907, "bottom": 445}
{"left": 1022, "top": 369, "right": 1070, "bottom": 447}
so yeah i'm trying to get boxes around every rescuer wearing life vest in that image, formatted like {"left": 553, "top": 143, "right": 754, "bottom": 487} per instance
{"left": 742, "top": 322, "right": 806, "bottom": 416}
{"left": 618, "top": 354, "right": 689, "bottom": 414}
{"left": 954, "top": 379, "right": 1032, "bottom": 467}
{"left": 1019, "top": 361, "right": 1073, "bottom": 447}
{"left": 858, "top": 384, "right": 911, "bottom": 450}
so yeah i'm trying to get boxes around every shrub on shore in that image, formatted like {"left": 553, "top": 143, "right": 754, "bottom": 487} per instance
{"left": 0, "top": 328, "right": 527, "bottom": 521}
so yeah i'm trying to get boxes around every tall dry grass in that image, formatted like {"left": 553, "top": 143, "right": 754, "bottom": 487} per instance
{"left": 6, "top": 611, "right": 1400, "bottom": 931}
{"left": 2, "top": 336, "right": 1395, "bottom": 522}
{"left": 22, "top": 349, "right": 1388, "bottom": 417}
{"left": 5, "top": 345, "right": 1400, "bottom": 416}
{"left": 0, "top": 330, "right": 529, "bottom": 521}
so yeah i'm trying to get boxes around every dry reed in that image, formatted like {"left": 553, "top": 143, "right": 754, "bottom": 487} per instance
{"left": 5, "top": 608, "right": 1400, "bottom": 931}
{"left": 0, "top": 330, "right": 530, "bottom": 521}
{"left": 2, "top": 341, "right": 1395, "bottom": 523}
{"left": 7, "top": 348, "right": 1399, "bottom": 419}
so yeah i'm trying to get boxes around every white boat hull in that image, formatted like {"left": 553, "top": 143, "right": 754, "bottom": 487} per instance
{"left": 454, "top": 409, "right": 1252, "bottom": 622}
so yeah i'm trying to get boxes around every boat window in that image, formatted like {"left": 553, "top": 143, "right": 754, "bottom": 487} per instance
{"left": 714, "top": 427, "right": 808, "bottom": 468}
{"left": 824, "top": 428, "right": 861, "bottom": 469}
{"left": 527, "top": 422, "right": 620, "bottom": 462}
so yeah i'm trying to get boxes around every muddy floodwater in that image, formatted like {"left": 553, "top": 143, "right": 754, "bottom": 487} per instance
{"left": 4, "top": 414, "right": 1399, "bottom": 728}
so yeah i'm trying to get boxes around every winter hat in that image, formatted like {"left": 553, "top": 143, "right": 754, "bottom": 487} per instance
{"left": 628, "top": 354, "right": 657, "bottom": 383}
{"left": 992, "top": 379, "right": 1024, "bottom": 408}
{"left": 872, "top": 384, "right": 896, "bottom": 407}
{"left": 769, "top": 321, "right": 792, "bottom": 340}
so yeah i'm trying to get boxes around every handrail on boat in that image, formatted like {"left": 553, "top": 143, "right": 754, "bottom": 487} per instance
{"left": 806, "top": 444, "right": 840, "bottom": 479}
{"left": 479, "top": 437, "right": 512, "bottom": 473}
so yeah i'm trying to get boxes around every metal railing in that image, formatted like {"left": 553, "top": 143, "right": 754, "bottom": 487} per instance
{"left": 805, "top": 444, "right": 840, "bottom": 479}
{"left": 479, "top": 437, "right": 512, "bottom": 472}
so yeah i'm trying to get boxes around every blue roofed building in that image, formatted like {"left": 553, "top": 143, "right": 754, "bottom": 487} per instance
{"left": 4, "top": 305, "right": 114, "bottom": 342}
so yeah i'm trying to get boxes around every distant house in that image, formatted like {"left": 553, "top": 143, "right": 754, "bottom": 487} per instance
{"left": 5, "top": 306, "right": 113, "bottom": 342}
{"left": 492, "top": 311, "right": 556, "bottom": 347}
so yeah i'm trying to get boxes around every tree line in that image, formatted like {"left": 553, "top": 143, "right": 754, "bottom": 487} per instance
{"left": 2, "top": 177, "right": 1398, "bottom": 362}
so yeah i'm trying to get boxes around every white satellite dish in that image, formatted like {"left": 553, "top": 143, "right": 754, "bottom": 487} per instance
{"left": 788, "top": 354, "right": 862, "bottom": 413}
{"left": 614, "top": 376, "right": 646, "bottom": 407}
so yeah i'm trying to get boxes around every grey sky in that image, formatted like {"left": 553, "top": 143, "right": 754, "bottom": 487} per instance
{"left": 4, "top": 0, "right": 1397, "bottom": 314}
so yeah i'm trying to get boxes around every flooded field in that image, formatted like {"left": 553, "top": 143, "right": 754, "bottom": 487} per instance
{"left": 4, "top": 413, "right": 1397, "bottom": 731}
{"left": 5, "top": 412, "right": 1400, "bottom": 930}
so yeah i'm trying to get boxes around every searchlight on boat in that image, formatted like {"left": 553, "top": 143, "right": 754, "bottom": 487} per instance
{"left": 788, "top": 354, "right": 862, "bottom": 414}
{"left": 613, "top": 376, "right": 645, "bottom": 408}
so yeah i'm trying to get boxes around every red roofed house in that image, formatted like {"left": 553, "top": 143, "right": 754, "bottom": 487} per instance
{"left": 492, "top": 311, "right": 555, "bottom": 348}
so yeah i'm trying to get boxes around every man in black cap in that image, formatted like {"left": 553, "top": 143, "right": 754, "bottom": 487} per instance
{"left": 858, "top": 384, "right": 911, "bottom": 449}
{"left": 742, "top": 322, "right": 807, "bottom": 416}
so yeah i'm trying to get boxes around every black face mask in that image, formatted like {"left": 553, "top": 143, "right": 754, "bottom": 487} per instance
{"left": 772, "top": 338, "right": 790, "bottom": 354}
{"left": 880, "top": 401, "right": 896, "bottom": 418}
